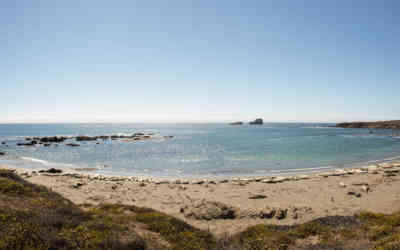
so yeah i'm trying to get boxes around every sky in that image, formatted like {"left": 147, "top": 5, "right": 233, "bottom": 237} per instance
{"left": 1, "top": 0, "right": 399, "bottom": 123}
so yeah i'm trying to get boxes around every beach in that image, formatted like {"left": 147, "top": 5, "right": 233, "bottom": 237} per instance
{"left": 3, "top": 161, "right": 400, "bottom": 236}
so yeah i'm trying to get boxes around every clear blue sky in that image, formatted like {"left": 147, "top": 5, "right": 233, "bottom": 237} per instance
{"left": 1, "top": 0, "right": 399, "bottom": 123}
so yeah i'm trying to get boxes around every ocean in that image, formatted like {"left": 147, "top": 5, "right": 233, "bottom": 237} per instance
{"left": 1, "top": 123, "right": 400, "bottom": 179}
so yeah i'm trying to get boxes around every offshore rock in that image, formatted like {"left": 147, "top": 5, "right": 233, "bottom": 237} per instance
{"left": 40, "top": 136, "right": 67, "bottom": 143}
{"left": 17, "top": 142, "right": 36, "bottom": 146}
{"left": 76, "top": 136, "right": 98, "bottom": 141}
{"left": 229, "top": 121, "right": 243, "bottom": 125}
{"left": 249, "top": 118, "right": 263, "bottom": 125}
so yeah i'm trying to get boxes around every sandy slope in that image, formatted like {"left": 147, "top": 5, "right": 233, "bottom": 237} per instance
{"left": 2, "top": 164, "right": 400, "bottom": 235}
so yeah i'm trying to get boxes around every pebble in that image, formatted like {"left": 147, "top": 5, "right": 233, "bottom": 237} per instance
{"left": 294, "top": 174, "right": 310, "bottom": 180}
{"left": 361, "top": 185, "right": 370, "bottom": 193}
{"left": 155, "top": 180, "right": 170, "bottom": 185}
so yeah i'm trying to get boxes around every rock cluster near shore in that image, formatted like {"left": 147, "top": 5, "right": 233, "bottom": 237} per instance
{"left": 13, "top": 133, "right": 173, "bottom": 147}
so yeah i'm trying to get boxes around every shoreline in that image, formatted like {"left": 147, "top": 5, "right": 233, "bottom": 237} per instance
{"left": 2, "top": 154, "right": 400, "bottom": 183}
{"left": 3, "top": 161, "right": 398, "bottom": 184}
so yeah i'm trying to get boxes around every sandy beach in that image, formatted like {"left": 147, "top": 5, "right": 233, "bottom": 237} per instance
{"left": 3, "top": 162, "right": 400, "bottom": 236}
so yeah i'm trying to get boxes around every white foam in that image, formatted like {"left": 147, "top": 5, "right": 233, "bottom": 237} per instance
{"left": 269, "top": 166, "right": 334, "bottom": 173}
{"left": 20, "top": 157, "right": 49, "bottom": 165}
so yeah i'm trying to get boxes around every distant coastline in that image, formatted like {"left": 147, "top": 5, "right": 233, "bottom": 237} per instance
{"left": 336, "top": 120, "right": 400, "bottom": 130}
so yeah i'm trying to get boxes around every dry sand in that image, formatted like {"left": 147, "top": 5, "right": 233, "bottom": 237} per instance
{"left": 2, "top": 163, "right": 400, "bottom": 236}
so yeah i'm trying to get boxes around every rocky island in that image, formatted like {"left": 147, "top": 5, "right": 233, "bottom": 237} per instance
{"left": 336, "top": 120, "right": 400, "bottom": 130}
{"left": 229, "top": 121, "right": 243, "bottom": 125}
{"left": 249, "top": 118, "right": 263, "bottom": 125}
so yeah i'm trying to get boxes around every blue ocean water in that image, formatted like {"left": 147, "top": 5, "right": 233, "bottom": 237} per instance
{"left": 1, "top": 123, "right": 400, "bottom": 179}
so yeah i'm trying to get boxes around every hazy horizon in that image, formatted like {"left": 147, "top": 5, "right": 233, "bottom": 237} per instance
{"left": 2, "top": 1, "right": 399, "bottom": 123}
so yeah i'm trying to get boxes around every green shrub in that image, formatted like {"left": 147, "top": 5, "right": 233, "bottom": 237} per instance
{"left": 236, "top": 225, "right": 292, "bottom": 250}
{"left": 0, "top": 178, "right": 29, "bottom": 195}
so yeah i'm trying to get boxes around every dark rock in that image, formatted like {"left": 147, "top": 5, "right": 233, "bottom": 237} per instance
{"left": 1, "top": 142, "right": 5, "bottom": 145}
{"left": 260, "top": 207, "right": 276, "bottom": 219}
{"left": 72, "top": 183, "right": 85, "bottom": 188}
{"left": 40, "top": 136, "right": 66, "bottom": 143}
{"left": 229, "top": 121, "right": 243, "bottom": 125}
{"left": 250, "top": 118, "right": 263, "bottom": 125}
{"left": 25, "top": 137, "right": 32, "bottom": 141}
{"left": 66, "top": 143, "right": 80, "bottom": 147}
{"left": 39, "top": 168, "right": 62, "bottom": 174}
{"left": 0, "top": 152, "right": 5, "bottom": 156}
{"left": 347, "top": 191, "right": 362, "bottom": 198}
{"left": 76, "top": 136, "right": 97, "bottom": 141}
{"left": 275, "top": 208, "right": 288, "bottom": 220}
{"left": 249, "top": 194, "right": 267, "bottom": 199}
{"left": 17, "top": 142, "right": 35, "bottom": 146}
{"left": 43, "top": 143, "right": 51, "bottom": 147}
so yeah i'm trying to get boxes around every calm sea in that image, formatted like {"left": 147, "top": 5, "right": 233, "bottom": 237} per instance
{"left": 1, "top": 123, "right": 400, "bottom": 179}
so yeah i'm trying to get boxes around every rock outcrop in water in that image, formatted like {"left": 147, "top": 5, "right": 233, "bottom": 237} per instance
{"left": 249, "top": 118, "right": 263, "bottom": 125}
{"left": 76, "top": 136, "right": 98, "bottom": 141}
{"left": 336, "top": 120, "right": 400, "bottom": 130}
{"left": 19, "top": 132, "right": 174, "bottom": 147}
{"left": 40, "top": 136, "right": 67, "bottom": 143}
{"left": 229, "top": 121, "right": 243, "bottom": 125}
{"left": 17, "top": 141, "right": 37, "bottom": 146}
